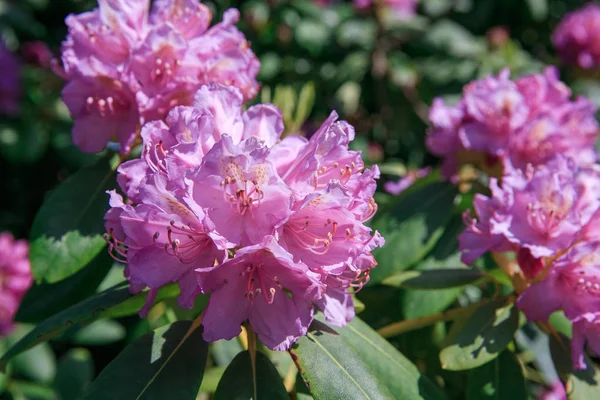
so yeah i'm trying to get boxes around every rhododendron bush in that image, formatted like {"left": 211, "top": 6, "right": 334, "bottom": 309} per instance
{"left": 2, "top": 0, "right": 600, "bottom": 399}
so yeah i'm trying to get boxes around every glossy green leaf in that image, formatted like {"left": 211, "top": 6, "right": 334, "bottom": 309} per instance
{"left": 466, "top": 350, "right": 526, "bottom": 400}
{"left": 383, "top": 268, "right": 483, "bottom": 289}
{"left": 29, "top": 155, "right": 117, "bottom": 283}
{"left": 54, "top": 348, "right": 94, "bottom": 400}
{"left": 80, "top": 320, "right": 208, "bottom": 400}
{"left": 439, "top": 300, "right": 520, "bottom": 371}
{"left": 16, "top": 251, "right": 113, "bottom": 323}
{"left": 370, "top": 181, "right": 457, "bottom": 283}
{"left": 290, "top": 316, "right": 446, "bottom": 400}
{"left": 0, "top": 284, "right": 131, "bottom": 369}
{"left": 214, "top": 351, "right": 288, "bottom": 400}
{"left": 400, "top": 216, "right": 472, "bottom": 319}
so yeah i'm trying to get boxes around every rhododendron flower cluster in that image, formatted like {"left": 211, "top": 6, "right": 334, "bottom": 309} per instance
{"left": 56, "top": 0, "right": 259, "bottom": 155}
{"left": 552, "top": 3, "right": 600, "bottom": 69}
{"left": 459, "top": 155, "right": 600, "bottom": 368}
{"left": 459, "top": 156, "right": 600, "bottom": 270}
{"left": 0, "top": 41, "right": 21, "bottom": 116}
{"left": 426, "top": 67, "right": 599, "bottom": 179}
{"left": 518, "top": 242, "right": 600, "bottom": 370}
{"left": 105, "top": 84, "right": 384, "bottom": 350}
{"left": 0, "top": 233, "right": 33, "bottom": 335}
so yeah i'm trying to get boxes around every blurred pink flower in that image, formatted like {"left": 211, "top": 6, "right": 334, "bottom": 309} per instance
{"left": 106, "top": 85, "right": 383, "bottom": 349}
{"left": 0, "top": 233, "right": 33, "bottom": 335}
{"left": 21, "top": 41, "right": 53, "bottom": 68}
{"left": 57, "top": 0, "right": 260, "bottom": 154}
{"left": 552, "top": 3, "right": 600, "bottom": 69}
{"left": 539, "top": 380, "right": 567, "bottom": 400}
{"left": 518, "top": 242, "right": 600, "bottom": 369}
{"left": 427, "top": 67, "right": 599, "bottom": 178}
{"left": 0, "top": 42, "right": 21, "bottom": 116}
{"left": 384, "top": 167, "right": 431, "bottom": 195}
{"left": 459, "top": 157, "right": 600, "bottom": 268}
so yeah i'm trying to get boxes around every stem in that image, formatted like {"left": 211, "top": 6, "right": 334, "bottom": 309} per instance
{"left": 247, "top": 323, "right": 258, "bottom": 400}
{"left": 283, "top": 362, "right": 297, "bottom": 393}
{"left": 377, "top": 298, "right": 502, "bottom": 338}
{"left": 491, "top": 252, "right": 528, "bottom": 293}
{"left": 238, "top": 326, "right": 249, "bottom": 350}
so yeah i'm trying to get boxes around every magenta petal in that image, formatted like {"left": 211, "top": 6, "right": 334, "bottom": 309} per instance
{"left": 250, "top": 290, "right": 314, "bottom": 351}
{"left": 242, "top": 104, "right": 284, "bottom": 147}
{"left": 517, "top": 279, "right": 562, "bottom": 322}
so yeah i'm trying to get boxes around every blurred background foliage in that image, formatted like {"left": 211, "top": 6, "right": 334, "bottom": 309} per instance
{"left": 0, "top": 0, "right": 595, "bottom": 399}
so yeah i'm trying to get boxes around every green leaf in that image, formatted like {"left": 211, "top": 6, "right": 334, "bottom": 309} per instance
{"left": 199, "top": 367, "right": 226, "bottom": 393}
{"left": 549, "top": 311, "right": 572, "bottom": 339}
{"left": 439, "top": 300, "right": 520, "bottom": 371}
{"left": 29, "top": 155, "right": 117, "bottom": 283}
{"left": 16, "top": 251, "right": 113, "bottom": 323}
{"left": 211, "top": 339, "right": 244, "bottom": 367}
{"left": 80, "top": 320, "right": 208, "bottom": 400}
{"left": 295, "top": 20, "right": 331, "bottom": 56}
{"left": 0, "top": 121, "right": 49, "bottom": 164}
{"left": 11, "top": 342, "right": 56, "bottom": 384}
{"left": 54, "top": 348, "right": 94, "bottom": 400}
{"left": 290, "top": 316, "right": 446, "bottom": 400}
{"left": 98, "top": 283, "right": 180, "bottom": 319}
{"left": 213, "top": 351, "right": 288, "bottom": 400}
{"left": 370, "top": 181, "right": 457, "bottom": 283}
{"left": 6, "top": 381, "right": 58, "bottom": 400}
{"left": 422, "top": 19, "right": 486, "bottom": 58}
{"left": 383, "top": 268, "right": 483, "bottom": 289}
{"left": 525, "top": 0, "right": 548, "bottom": 21}
{"left": 70, "top": 320, "right": 126, "bottom": 346}
{"left": 466, "top": 350, "right": 527, "bottom": 400}
{"left": 0, "top": 284, "right": 131, "bottom": 368}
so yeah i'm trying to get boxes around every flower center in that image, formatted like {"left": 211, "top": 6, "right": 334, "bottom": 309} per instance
{"left": 240, "top": 263, "right": 282, "bottom": 304}
{"left": 286, "top": 217, "right": 347, "bottom": 255}
{"left": 144, "top": 140, "right": 168, "bottom": 175}
{"left": 156, "top": 221, "right": 214, "bottom": 264}
{"left": 151, "top": 57, "right": 180, "bottom": 85}
{"left": 220, "top": 176, "right": 264, "bottom": 216}
{"left": 526, "top": 188, "right": 574, "bottom": 234}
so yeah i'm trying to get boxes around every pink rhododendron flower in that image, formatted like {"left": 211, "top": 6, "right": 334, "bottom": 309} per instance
{"left": 0, "top": 42, "right": 21, "bottom": 116}
{"left": 104, "top": 178, "right": 232, "bottom": 314}
{"left": 57, "top": 0, "right": 259, "bottom": 154}
{"left": 552, "top": 3, "right": 600, "bottom": 69}
{"left": 427, "top": 67, "right": 599, "bottom": 178}
{"left": 384, "top": 167, "right": 431, "bottom": 195}
{"left": 518, "top": 242, "right": 600, "bottom": 369}
{"left": 0, "top": 233, "right": 33, "bottom": 335}
{"left": 200, "top": 237, "right": 323, "bottom": 350}
{"left": 106, "top": 84, "right": 384, "bottom": 349}
{"left": 459, "top": 156, "right": 600, "bottom": 270}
